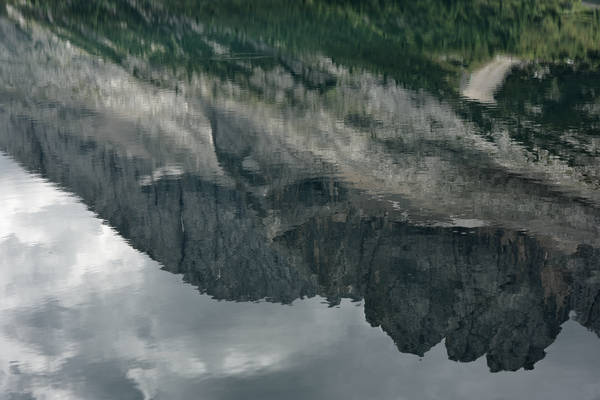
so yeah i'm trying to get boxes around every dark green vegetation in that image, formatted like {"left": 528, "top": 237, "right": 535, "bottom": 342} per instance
{"left": 10, "top": 0, "right": 600, "bottom": 94}
{"left": 168, "top": 0, "right": 600, "bottom": 63}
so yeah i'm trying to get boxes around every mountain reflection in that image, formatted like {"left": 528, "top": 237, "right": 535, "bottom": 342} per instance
{"left": 1, "top": 0, "right": 600, "bottom": 375}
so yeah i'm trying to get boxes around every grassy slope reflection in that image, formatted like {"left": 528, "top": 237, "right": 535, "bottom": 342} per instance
{"left": 169, "top": 0, "right": 600, "bottom": 69}
{"left": 15, "top": 0, "right": 600, "bottom": 93}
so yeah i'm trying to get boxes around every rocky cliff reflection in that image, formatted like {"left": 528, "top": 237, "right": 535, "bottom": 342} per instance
{"left": 1, "top": 1, "right": 600, "bottom": 376}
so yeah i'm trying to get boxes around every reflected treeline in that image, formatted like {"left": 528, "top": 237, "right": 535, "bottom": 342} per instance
{"left": 493, "top": 65, "right": 600, "bottom": 160}
{"left": 1, "top": 0, "right": 600, "bottom": 373}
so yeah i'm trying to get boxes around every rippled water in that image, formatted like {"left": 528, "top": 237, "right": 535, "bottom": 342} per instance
{"left": 1, "top": 1, "right": 600, "bottom": 399}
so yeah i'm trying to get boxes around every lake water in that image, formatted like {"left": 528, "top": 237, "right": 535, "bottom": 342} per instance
{"left": 1, "top": 1, "right": 600, "bottom": 399}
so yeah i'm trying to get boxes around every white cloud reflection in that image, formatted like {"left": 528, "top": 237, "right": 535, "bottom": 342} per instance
{"left": 0, "top": 152, "right": 370, "bottom": 399}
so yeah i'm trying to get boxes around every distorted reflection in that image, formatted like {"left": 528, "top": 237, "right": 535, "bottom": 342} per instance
{"left": 1, "top": 0, "right": 600, "bottom": 398}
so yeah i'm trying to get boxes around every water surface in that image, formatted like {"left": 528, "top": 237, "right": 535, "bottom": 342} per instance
{"left": 1, "top": 1, "right": 600, "bottom": 399}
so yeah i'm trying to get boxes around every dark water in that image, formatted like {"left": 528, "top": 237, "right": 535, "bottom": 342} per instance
{"left": 1, "top": 1, "right": 600, "bottom": 399}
